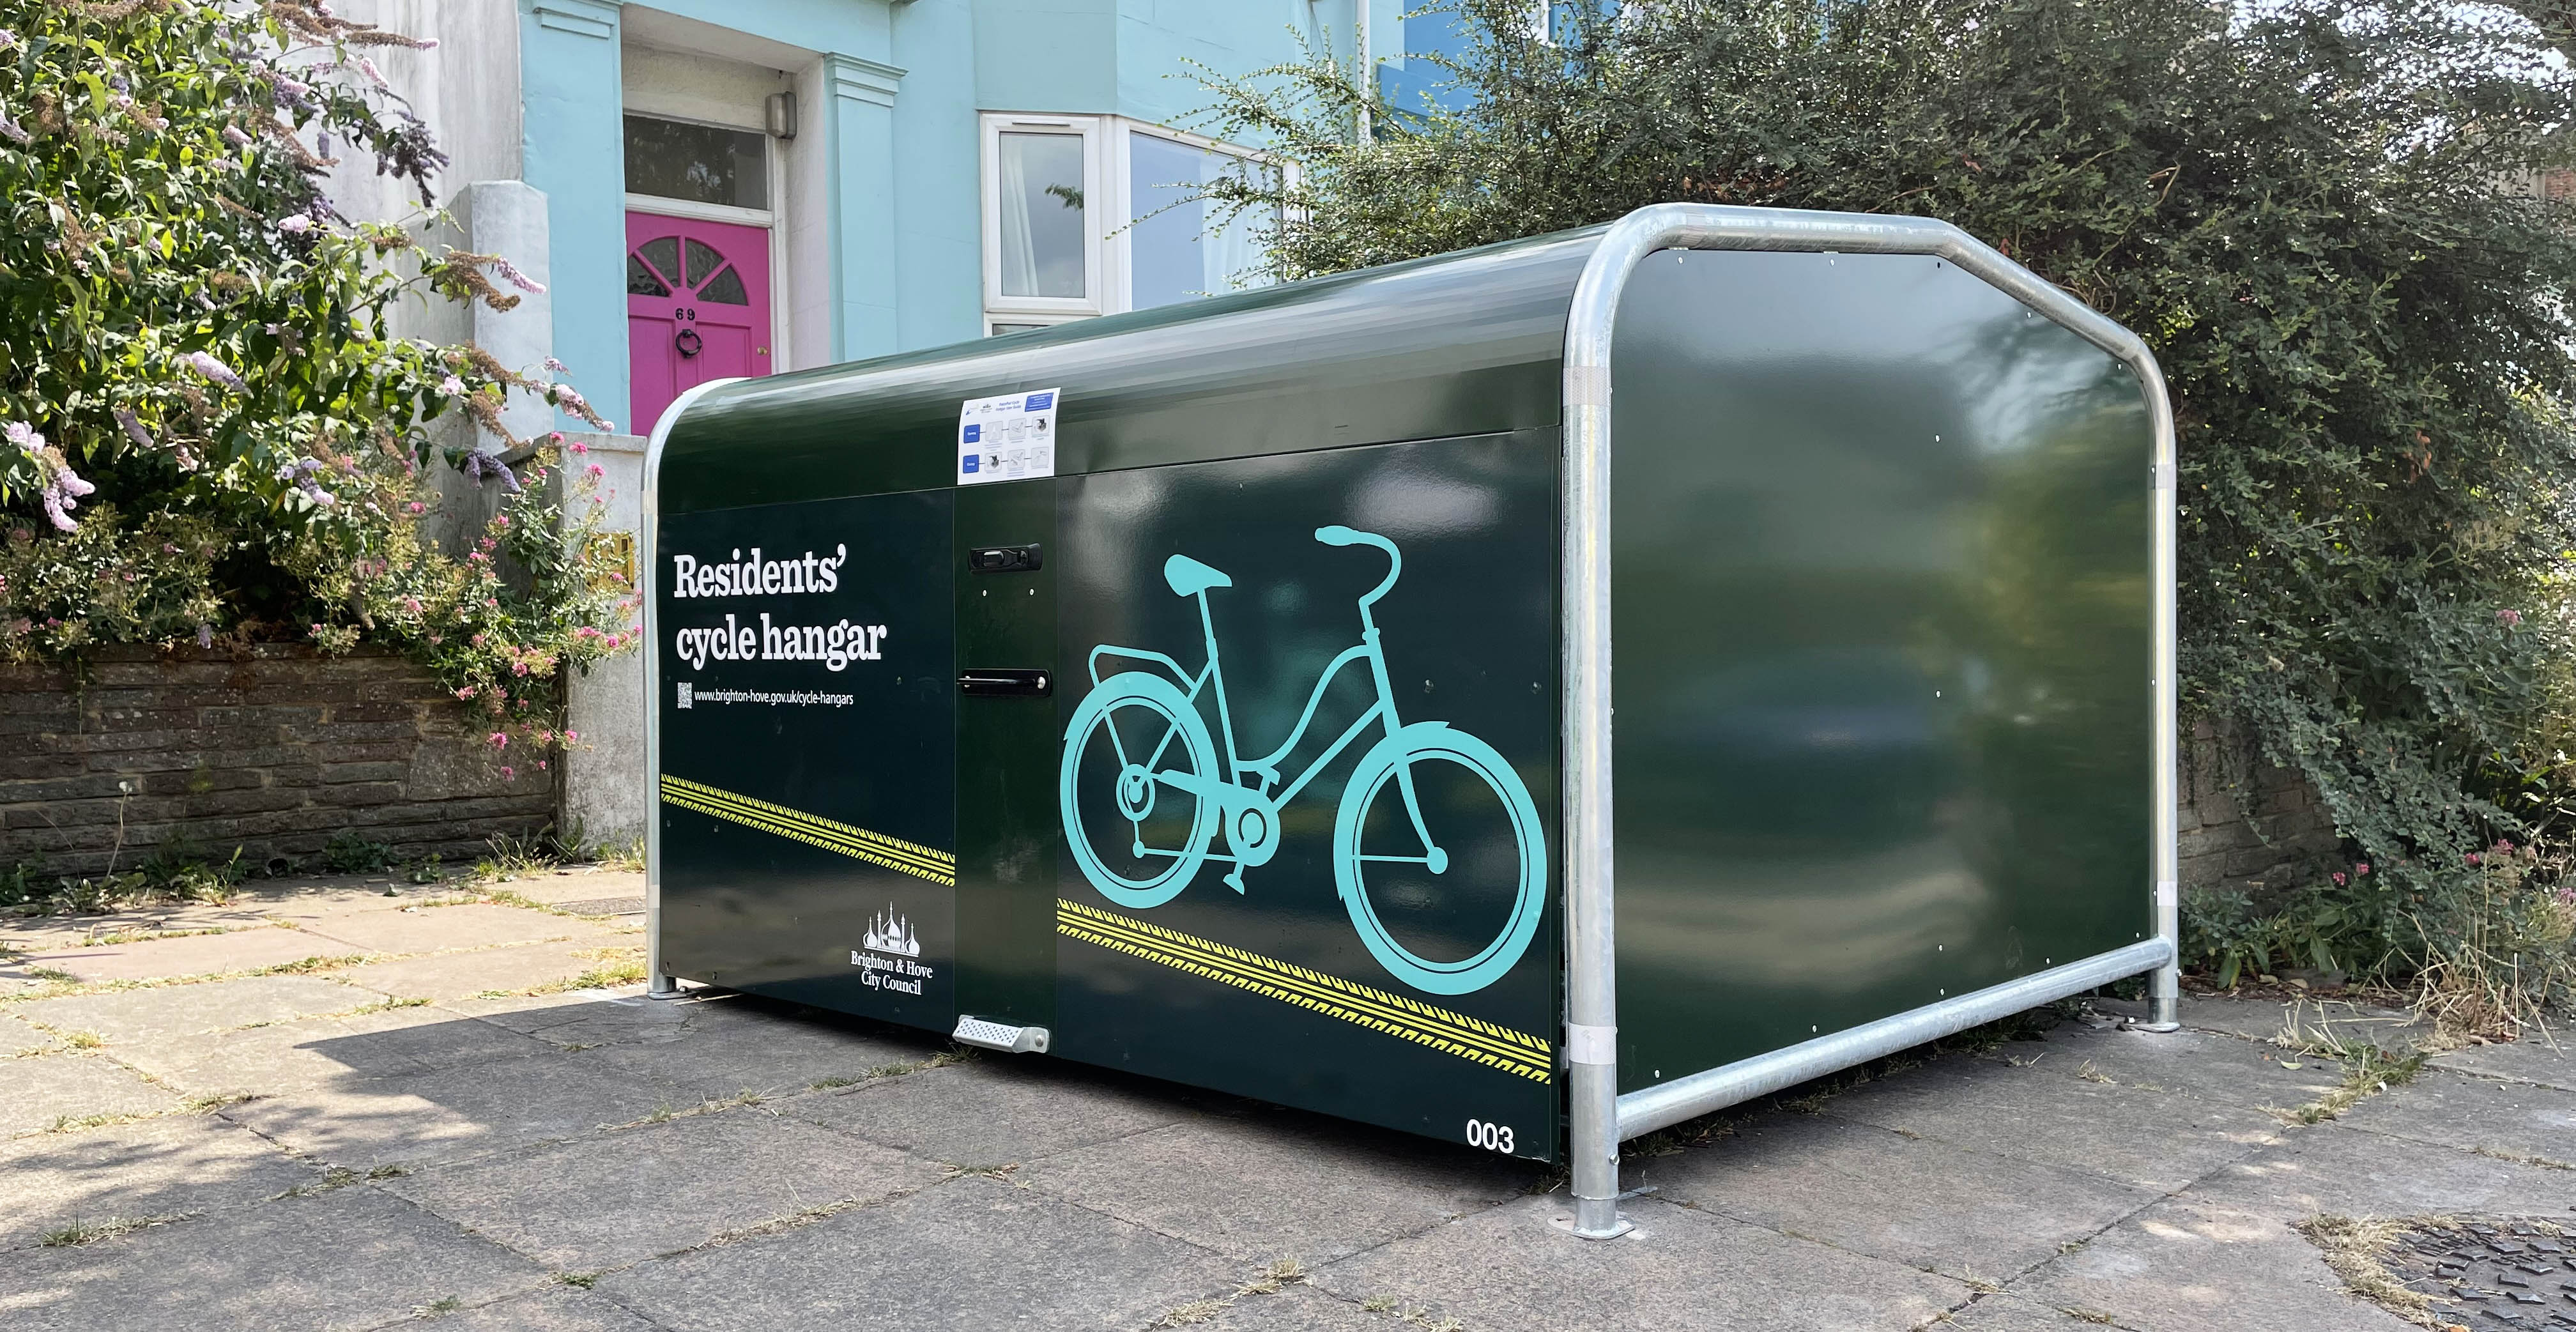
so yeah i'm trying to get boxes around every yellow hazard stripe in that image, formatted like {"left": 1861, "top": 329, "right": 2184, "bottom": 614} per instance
{"left": 1057, "top": 899, "right": 1552, "bottom": 1083}
{"left": 661, "top": 776, "right": 956, "bottom": 887}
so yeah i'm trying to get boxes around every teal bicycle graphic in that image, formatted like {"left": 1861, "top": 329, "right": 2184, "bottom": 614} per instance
{"left": 1059, "top": 526, "right": 1545, "bottom": 996}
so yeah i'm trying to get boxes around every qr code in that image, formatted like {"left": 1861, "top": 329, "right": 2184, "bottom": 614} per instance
{"left": 675, "top": 682, "right": 693, "bottom": 709}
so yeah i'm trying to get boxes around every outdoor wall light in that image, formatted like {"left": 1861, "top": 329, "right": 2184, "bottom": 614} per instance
{"left": 765, "top": 91, "right": 797, "bottom": 141}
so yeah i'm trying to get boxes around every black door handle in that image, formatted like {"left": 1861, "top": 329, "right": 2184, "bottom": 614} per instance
{"left": 959, "top": 669, "right": 1052, "bottom": 698}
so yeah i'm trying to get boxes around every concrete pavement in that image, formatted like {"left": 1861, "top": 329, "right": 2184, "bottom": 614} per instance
{"left": 3, "top": 870, "right": 2568, "bottom": 1331}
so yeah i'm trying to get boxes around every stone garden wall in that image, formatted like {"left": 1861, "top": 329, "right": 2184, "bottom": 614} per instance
{"left": 2177, "top": 717, "right": 2342, "bottom": 894}
{"left": 0, "top": 645, "right": 554, "bottom": 877}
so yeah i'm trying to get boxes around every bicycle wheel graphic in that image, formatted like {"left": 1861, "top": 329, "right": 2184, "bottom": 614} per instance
{"left": 1333, "top": 723, "right": 1546, "bottom": 995}
{"left": 1060, "top": 671, "right": 1221, "bottom": 910}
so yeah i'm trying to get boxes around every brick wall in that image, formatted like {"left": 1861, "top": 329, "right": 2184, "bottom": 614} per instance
{"left": 2178, "top": 717, "right": 2341, "bottom": 894}
{"left": 0, "top": 645, "right": 555, "bottom": 877}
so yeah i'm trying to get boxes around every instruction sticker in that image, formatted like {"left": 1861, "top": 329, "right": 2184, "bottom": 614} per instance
{"left": 957, "top": 388, "right": 1060, "bottom": 486}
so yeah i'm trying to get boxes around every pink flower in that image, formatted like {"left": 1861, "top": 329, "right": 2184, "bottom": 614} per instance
{"left": 2467, "top": 852, "right": 2482, "bottom": 865}
{"left": 277, "top": 213, "right": 312, "bottom": 234}
{"left": 455, "top": 685, "right": 476, "bottom": 699}
{"left": 2499, "top": 608, "right": 2524, "bottom": 626}
{"left": 537, "top": 760, "right": 548, "bottom": 771}
{"left": 569, "top": 440, "right": 588, "bottom": 455}
{"left": 2332, "top": 872, "right": 2347, "bottom": 886}
{"left": 500, "top": 765, "right": 515, "bottom": 779}
{"left": 512, "top": 661, "right": 528, "bottom": 676}
{"left": 488, "top": 731, "right": 508, "bottom": 749}
{"left": 484, "top": 597, "right": 498, "bottom": 608}
{"left": 407, "top": 501, "right": 425, "bottom": 514}
{"left": 564, "top": 730, "right": 578, "bottom": 743}
{"left": 2354, "top": 862, "right": 2370, "bottom": 876}
{"left": 440, "top": 375, "right": 465, "bottom": 396}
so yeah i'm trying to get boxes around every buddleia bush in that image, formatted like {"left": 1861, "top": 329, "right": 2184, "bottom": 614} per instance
{"left": 0, "top": 0, "right": 636, "bottom": 763}
{"left": 1193, "top": 0, "right": 2576, "bottom": 1006}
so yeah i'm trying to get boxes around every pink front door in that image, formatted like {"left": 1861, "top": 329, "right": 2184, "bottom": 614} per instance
{"left": 626, "top": 213, "right": 773, "bottom": 434}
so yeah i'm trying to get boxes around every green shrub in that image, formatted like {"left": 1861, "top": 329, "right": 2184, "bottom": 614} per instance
{"left": 0, "top": 0, "right": 635, "bottom": 762}
{"left": 1191, "top": 0, "right": 2576, "bottom": 1004}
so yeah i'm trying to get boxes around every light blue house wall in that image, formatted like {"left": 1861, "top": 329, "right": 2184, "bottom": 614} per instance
{"left": 513, "top": 0, "right": 1398, "bottom": 431}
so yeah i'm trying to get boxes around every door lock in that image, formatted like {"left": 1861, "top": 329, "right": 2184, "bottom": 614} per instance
{"left": 969, "top": 544, "right": 1042, "bottom": 574}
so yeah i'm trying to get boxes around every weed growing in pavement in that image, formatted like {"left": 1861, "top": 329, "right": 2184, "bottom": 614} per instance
{"left": 2471, "top": 1145, "right": 2575, "bottom": 1170}
{"left": 1361, "top": 1296, "right": 1399, "bottom": 1312}
{"left": 2274, "top": 1038, "right": 2428, "bottom": 1124}
{"left": 557, "top": 1272, "right": 601, "bottom": 1289}
{"left": 1146, "top": 1259, "right": 1308, "bottom": 1326}
{"left": 344, "top": 997, "right": 432, "bottom": 1016}
{"left": 323, "top": 832, "right": 398, "bottom": 876}
{"left": 413, "top": 1296, "right": 464, "bottom": 1317}
{"left": 37, "top": 1214, "right": 187, "bottom": 1246}
{"left": 473, "top": 829, "right": 560, "bottom": 882}
{"left": 809, "top": 1075, "right": 862, "bottom": 1090}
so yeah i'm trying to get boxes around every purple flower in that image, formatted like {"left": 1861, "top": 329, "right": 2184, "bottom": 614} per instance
{"left": 460, "top": 449, "right": 522, "bottom": 494}
{"left": 277, "top": 213, "right": 312, "bottom": 234}
{"left": 0, "top": 116, "right": 27, "bottom": 146}
{"left": 195, "top": 624, "right": 213, "bottom": 649}
{"left": 114, "top": 407, "right": 153, "bottom": 450}
{"left": 0, "top": 30, "right": 19, "bottom": 51}
{"left": 185, "top": 351, "right": 247, "bottom": 392}
{"left": 222, "top": 124, "right": 252, "bottom": 147}
{"left": 544, "top": 356, "right": 569, "bottom": 373}
{"left": 490, "top": 256, "right": 546, "bottom": 295}
{"left": 440, "top": 375, "right": 465, "bottom": 395}
{"left": 6, "top": 421, "right": 40, "bottom": 452}
{"left": 359, "top": 57, "right": 390, "bottom": 91}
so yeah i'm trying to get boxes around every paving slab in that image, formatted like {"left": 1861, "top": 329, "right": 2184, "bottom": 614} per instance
{"left": 1972, "top": 1022, "right": 2352, "bottom": 1113}
{"left": 1019, "top": 1108, "right": 1535, "bottom": 1264}
{"left": 1637, "top": 1110, "right": 2159, "bottom": 1283}
{"left": 2192, "top": 1122, "right": 2576, "bottom": 1220}
{"left": 2334, "top": 1068, "right": 2576, "bottom": 1165}
{"left": 336, "top": 939, "right": 630, "bottom": 1003}
{"left": 1, "top": 1011, "right": 51, "bottom": 1055}
{"left": 443, "top": 989, "right": 716, "bottom": 1049}
{"left": 1314, "top": 1193, "right": 1967, "bottom": 1331}
{"left": 493, "top": 869, "right": 646, "bottom": 908}
{"left": 597, "top": 1174, "right": 1241, "bottom": 1332}
{"left": 19, "top": 924, "right": 367, "bottom": 983}
{"left": 222, "top": 1050, "right": 677, "bottom": 1172}
{"left": 13, "top": 974, "right": 367, "bottom": 1044}
{"left": 2424, "top": 1036, "right": 2576, "bottom": 1092}
{"left": 2172, "top": 993, "right": 2430, "bottom": 1049}
{"left": 0, "top": 1179, "right": 547, "bottom": 1331}
{"left": 0, "top": 905, "right": 284, "bottom": 955}
{"left": 436, "top": 1286, "right": 663, "bottom": 1331}
{"left": 1940, "top": 1293, "right": 2114, "bottom": 1331}
{"left": 790, "top": 1059, "right": 1188, "bottom": 1165}
{"left": 2009, "top": 1195, "right": 2417, "bottom": 1332}
{"left": 583, "top": 1004, "right": 943, "bottom": 1100}
{"left": 387, "top": 1106, "right": 944, "bottom": 1269}
{"left": 116, "top": 1004, "right": 548, "bottom": 1096}
{"left": 297, "top": 902, "right": 621, "bottom": 955}
{"left": 1196, "top": 1285, "right": 1393, "bottom": 1331}
{"left": 0, "top": 1053, "right": 181, "bottom": 1136}
{"left": 1820, "top": 1055, "right": 2284, "bottom": 1191}
{"left": 0, "top": 1115, "right": 318, "bottom": 1250}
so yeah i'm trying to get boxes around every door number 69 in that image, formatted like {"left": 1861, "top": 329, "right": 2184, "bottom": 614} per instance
{"left": 1465, "top": 1119, "right": 1515, "bottom": 1154}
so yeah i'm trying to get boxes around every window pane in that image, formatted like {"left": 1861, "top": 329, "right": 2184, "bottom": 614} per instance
{"left": 684, "top": 239, "right": 726, "bottom": 286}
{"left": 626, "top": 252, "right": 670, "bottom": 297}
{"left": 1128, "top": 131, "right": 1273, "bottom": 310}
{"left": 997, "top": 132, "right": 1086, "bottom": 300}
{"left": 697, "top": 264, "right": 748, "bottom": 305}
{"left": 639, "top": 237, "right": 681, "bottom": 286}
{"left": 988, "top": 323, "right": 1048, "bottom": 336}
{"left": 624, "top": 115, "right": 769, "bottom": 211}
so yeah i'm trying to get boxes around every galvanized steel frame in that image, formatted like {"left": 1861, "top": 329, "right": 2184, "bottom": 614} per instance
{"left": 1558, "top": 204, "right": 2180, "bottom": 1238}
{"left": 642, "top": 376, "right": 747, "bottom": 1002}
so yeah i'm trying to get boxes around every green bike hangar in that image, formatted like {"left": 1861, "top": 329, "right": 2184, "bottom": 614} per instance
{"left": 642, "top": 203, "right": 2181, "bottom": 1238}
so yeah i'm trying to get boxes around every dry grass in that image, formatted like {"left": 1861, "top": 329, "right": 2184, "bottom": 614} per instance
{"left": 2296, "top": 1214, "right": 2448, "bottom": 1329}
{"left": 38, "top": 1213, "right": 188, "bottom": 1246}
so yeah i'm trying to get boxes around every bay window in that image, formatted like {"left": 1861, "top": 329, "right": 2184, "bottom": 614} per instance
{"left": 980, "top": 113, "right": 1279, "bottom": 335}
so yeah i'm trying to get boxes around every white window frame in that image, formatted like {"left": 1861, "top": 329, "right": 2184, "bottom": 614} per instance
{"left": 979, "top": 114, "right": 1106, "bottom": 319}
{"left": 979, "top": 112, "right": 1286, "bottom": 333}
{"left": 619, "top": 107, "right": 792, "bottom": 372}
